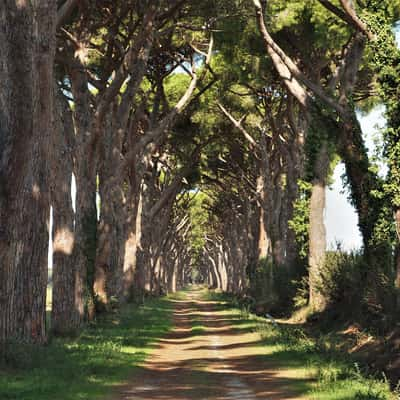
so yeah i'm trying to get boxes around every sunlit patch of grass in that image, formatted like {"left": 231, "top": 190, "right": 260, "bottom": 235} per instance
{"left": 167, "top": 291, "right": 187, "bottom": 301}
{"left": 0, "top": 296, "right": 173, "bottom": 400}
{"left": 202, "top": 289, "right": 235, "bottom": 304}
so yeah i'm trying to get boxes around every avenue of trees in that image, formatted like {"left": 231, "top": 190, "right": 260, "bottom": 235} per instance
{"left": 0, "top": 0, "right": 400, "bottom": 346}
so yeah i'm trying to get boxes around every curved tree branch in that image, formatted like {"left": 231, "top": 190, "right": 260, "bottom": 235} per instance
{"left": 253, "top": 0, "right": 348, "bottom": 117}
{"left": 339, "top": 0, "right": 374, "bottom": 40}
{"left": 57, "top": 0, "right": 79, "bottom": 30}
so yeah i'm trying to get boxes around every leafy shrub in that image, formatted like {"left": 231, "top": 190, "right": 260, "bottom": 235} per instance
{"left": 354, "top": 389, "right": 390, "bottom": 400}
{"left": 248, "top": 257, "right": 303, "bottom": 315}
{"left": 318, "top": 249, "right": 365, "bottom": 308}
{"left": 312, "top": 246, "right": 399, "bottom": 330}
{"left": 293, "top": 275, "right": 309, "bottom": 309}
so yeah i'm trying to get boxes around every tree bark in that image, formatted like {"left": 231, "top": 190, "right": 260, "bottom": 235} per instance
{"left": 122, "top": 189, "right": 141, "bottom": 300}
{"left": 69, "top": 65, "right": 97, "bottom": 323}
{"left": 308, "top": 143, "right": 330, "bottom": 311}
{"left": 94, "top": 109, "right": 126, "bottom": 308}
{"left": 51, "top": 91, "right": 79, "bottom": 335}
{"left": 0, "top": 0, "right": 56, "bottom": 343}
{"left": 395, "top": 208, "right": 400, "bottom": 289}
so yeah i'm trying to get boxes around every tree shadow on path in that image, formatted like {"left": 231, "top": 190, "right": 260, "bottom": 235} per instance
{"left": 111, "top": 289, "right": 313, "bottom": 400}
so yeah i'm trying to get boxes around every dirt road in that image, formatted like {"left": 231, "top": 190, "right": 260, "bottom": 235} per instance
{"left": 113, "top": 288, "right": 307, "bottom": 400}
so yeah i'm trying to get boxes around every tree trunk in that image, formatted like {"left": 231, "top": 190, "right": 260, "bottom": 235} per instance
{"left": 69, "top": 66, "right": 98, "bottom": 322}
{"left": 395, "top": 208, "right": 400, "bottom": 289}
{"left": 135, "top": 174, "right": 153, "bottom": 296}
{"left": 94, "top": 111, "right": 126, "bottom": 308}
{"left": 308, "top": 143, "right": 330, "bottom": 312}
{"left": 257, "top": 176, "right": 271, "bottom": 260}
{"left": 0, "top": 0, "right": 56, "bottom": 343}
{"left": 285, "top": 137, "right": 302, "bottom": 270}
{"left": 74, "top": 187, "right": 97, "bottom": 320}
{"left": 94, "top": 178, "right": 122, "bottom": 308}
{"left": 122, "top": 194, "right": 140, "bottom": 300}
{"left": 51, "top": 91, "right": 79, "bottom": 335}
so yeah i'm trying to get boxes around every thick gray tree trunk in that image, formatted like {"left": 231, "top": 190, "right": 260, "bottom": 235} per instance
{"left": 0, "top": 0, "right": 56, "bottom": 343}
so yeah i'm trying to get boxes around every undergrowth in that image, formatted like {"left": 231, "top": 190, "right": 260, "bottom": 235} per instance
{"left": 252, "top": 314, "right": 396, "bottom": 399}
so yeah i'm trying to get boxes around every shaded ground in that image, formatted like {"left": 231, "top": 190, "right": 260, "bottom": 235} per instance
{"left": 112, "top": 288, "right": 310, "bottom": 400}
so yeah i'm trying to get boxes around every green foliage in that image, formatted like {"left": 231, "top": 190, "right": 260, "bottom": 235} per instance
{"left": 248, "top": 257, "right": 301, "bottom": 315}
{"left": 310, "top": 247, "right": 398, "bottom": 331}
{"left": 293, "top": 275, "right": 310, "bottom": 309}
{"left": 248, "top": 258, "right": 276, "bottom": 309}
{"left": 0, "top": 297, "right": 173, "bottom": 400}
{"left": 268, "top": 0, "right": 350, "bottom": 60}
{"left": 187, "top": 191, "right": 209, "bottom": 263}
{"left": 305, "top": 104, "right": 339, "bottom": 181}
{"left": 164, "top": 73, "right": 192, "bottom": 106}
{"left": 366, "top": 13, "right": 400, "bottom": 210}
{"left": 289, "top": 180, "right": 312, "bottom": 259}
{"left": 318, "top": 249, "right": 365, "bottom": 309}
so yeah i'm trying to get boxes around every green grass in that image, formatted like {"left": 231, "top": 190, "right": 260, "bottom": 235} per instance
{"left": 191, "top": 313, "right": 206, "bottom": 336}
{"left": 0, "top": 296, "right": 174, "bottom": 400}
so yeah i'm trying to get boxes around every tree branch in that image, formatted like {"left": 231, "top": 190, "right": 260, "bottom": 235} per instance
{"left": 149, "top": 153, "right": 199, "bottom": 220}
{"left": 57, "top": 0, "right": 79, "bottom": 30}
{"left": 134, "top": 32, "right": 215, "bottom": 155}
{"left": 339, "top": 0, "right": 374, "bottom": 40}
{"left": 217, "top": 102, "right": 258, "bottom": 148}
{"left": 96, "top": 5, "right": 157, "bottom": 123}
{"left": 317, "top": 0, "right": 359, "bottom": 28}
{"left": 253, "top": 0, "right": 348, "bottom": 116}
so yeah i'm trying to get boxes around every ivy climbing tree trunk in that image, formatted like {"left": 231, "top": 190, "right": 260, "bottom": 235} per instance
{"left": 336, "top": 113, "right": 381, "bottom": 250}
{"left": 0, "top": 0, "right": 56, "bottom": 344}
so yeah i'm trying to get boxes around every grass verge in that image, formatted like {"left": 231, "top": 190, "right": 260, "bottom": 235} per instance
{"left": 204, "top": 289, "right": 397, "bottom": 400}
{"left": 255, "top": 321, "right": 396, "bottom": 399}
{"left": 0, "top": 296, "right": 174, "bottom": 400}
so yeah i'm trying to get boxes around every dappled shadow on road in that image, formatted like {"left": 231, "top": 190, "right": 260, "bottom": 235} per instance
{"left": 111, "top": 288, "right": 312, "bottom": 400}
